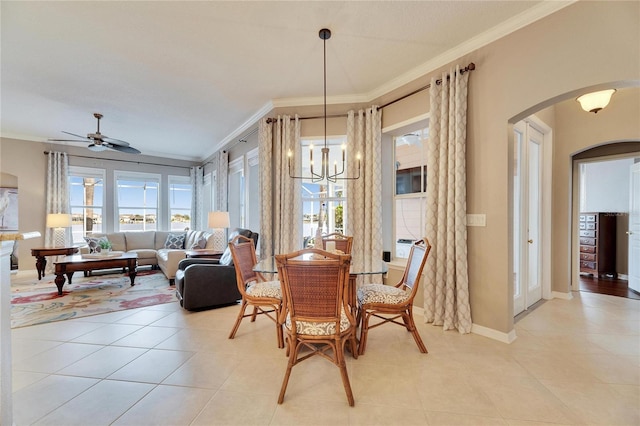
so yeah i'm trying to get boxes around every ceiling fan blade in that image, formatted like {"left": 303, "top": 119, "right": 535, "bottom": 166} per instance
{"left": 62, "top": 131, "right": 90, "bottom": 140}
{"left": 107, "top": 144, "right": 141, "bottom": 154}
{"left": 48, "top": 138, "right": 88, "bottom": 143}
{"left": 101, "top": 137, "right": 131, "bottom": 146}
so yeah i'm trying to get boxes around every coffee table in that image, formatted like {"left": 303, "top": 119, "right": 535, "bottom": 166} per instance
{"left": 53, "top": 252, "right": 138, "bottom": 296}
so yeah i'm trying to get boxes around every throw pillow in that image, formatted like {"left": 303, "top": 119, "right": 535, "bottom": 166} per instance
{"left": 190, "top": 235, "right": 207, "bottom": 250}
{"left": 84, "top": 236, "right": 110, "bottom": 253}
{"left": 164, "top": 233, "right": 186, "bottom": 249}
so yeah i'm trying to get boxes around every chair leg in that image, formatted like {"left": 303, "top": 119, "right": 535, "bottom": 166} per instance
{"left": 278, "top": 340, "right": 297, "bottom": 404}
{"left": 358, "top": 310, "right": 370, "bottom": 355}
{"left": 336, "top": 341, "right": 355, "bottom": 406}
{"left": 275, "top": 311, "right": 284, "bottom": 349}
{"left": 228, "top": 299, "right": 248, "bottom": 339}
{"left": 250, "top": 306, "right": 259, "bottom": 322}
{"left": 404, "top": 309, "right": 428, "bottom": 353}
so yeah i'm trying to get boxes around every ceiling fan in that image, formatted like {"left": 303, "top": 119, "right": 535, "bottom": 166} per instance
{"left": 48, "top": 113, "right": 141, "bottom": 154}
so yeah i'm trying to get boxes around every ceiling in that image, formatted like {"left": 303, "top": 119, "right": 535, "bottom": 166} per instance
{"left": 1, "top": 1, "right": 571, "bottom": 162}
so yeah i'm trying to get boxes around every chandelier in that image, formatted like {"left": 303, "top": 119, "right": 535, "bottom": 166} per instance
{"left": 288, "top": 28, "right": 361, "bottom": 183}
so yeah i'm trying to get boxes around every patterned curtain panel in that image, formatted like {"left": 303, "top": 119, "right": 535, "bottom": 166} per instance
{"left": 45, "top": 151, "right": 71, "bottom": 272}
{"left": 424, "top": 65, "right": 472, "bottom": 333}
{"left": 258, "top": 115, "right": 302, "bottom": 259}
{"left": 190, "top": 166, "right": 204, "bottom": 230}
{"left": 346, "top": 107, "right": 383, "bottom": 284}
{"left": 216, "top": 151, "right": 228, "bottom": 212}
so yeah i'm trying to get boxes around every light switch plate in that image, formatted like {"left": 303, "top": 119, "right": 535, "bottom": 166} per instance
{"left": 467, "top": 214, "right": 486, "bottom": 227}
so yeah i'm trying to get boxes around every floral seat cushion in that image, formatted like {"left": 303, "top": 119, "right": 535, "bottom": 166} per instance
{"left": 285, "top": 307, "right": 351, "bottom": 336}
{"left": 357, "top": 283, "right": 410, "bottom": 305}
{"left": 246, "top": 280, "right": 282, "bottom": 299}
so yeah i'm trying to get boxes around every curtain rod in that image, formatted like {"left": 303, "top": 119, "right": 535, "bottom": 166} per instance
{"left": 266, "top": 62, "right": 476, "bottom": 123}
{"left": 43, "top": 151, "right": 193, "bottom": 169}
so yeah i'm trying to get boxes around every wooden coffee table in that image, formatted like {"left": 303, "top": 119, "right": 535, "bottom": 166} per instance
{"left": 53, "top": 252, "right": 138, "bottom": 296}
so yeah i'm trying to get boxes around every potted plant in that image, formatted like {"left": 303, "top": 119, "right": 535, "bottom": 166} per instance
{"left": 98, "top": 239, "right": 112, "bottom": 253}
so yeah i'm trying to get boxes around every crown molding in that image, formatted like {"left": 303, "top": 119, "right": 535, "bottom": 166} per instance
{"left": 205, "top": 100, "right": 275, "bottom": 159}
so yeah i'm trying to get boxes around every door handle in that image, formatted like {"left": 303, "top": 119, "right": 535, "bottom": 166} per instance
{"left": 527, "top": 239, "right": 533, "bottom": 244}
{"left": 627, "top": 231, "right": 633, "bottom": 235}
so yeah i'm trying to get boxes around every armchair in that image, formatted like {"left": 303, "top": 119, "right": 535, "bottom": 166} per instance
{"left": 174, "top": 228, "right": 259, "bottom": 311}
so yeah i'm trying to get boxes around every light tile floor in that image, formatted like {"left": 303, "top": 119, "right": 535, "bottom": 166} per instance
{"left": 10, "top": 288, "right": 640, "bottom": 425}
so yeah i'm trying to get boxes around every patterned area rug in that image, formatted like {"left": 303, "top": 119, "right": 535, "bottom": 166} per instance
{"left": 10, "top": 269, "right": 177, "bottom": 328}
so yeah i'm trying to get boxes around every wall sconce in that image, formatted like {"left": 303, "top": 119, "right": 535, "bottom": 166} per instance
{"left": 208, "top": 211, "right": 230, "bottom": 251}
{"left": 576, "top": 89, "right": 616, "bottom": 113}
{"left": 46, "top": 213, "right": 71, "bottom": 248}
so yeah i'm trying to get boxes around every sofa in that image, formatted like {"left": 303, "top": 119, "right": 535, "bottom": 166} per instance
{"left": 83, "top": 229, "right": 218, "bottom": 283}
{"left": 175, "top": 228, "right": 258, "bottom": 311}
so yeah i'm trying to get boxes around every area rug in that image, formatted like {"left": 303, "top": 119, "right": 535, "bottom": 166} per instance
{"left": 10, "top": 270, "right": 177, "bottom": 328}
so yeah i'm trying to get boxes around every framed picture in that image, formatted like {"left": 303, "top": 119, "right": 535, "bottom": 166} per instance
{"left": 0, "top": 187, "right": 18, "bottom": 231}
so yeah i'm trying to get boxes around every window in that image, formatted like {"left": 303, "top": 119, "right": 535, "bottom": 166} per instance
{"left": 169, "top": 175, "right": 192, "bottom": 231}
{"left": 394, "top": 128, "right": 428, "bottom": 258}
{"left": 300, "top": 137, "right": 347, "bottom": 247}
{"left": 115, "top": 172, "right": 159, "bottom": 231}
{"left": 69, "top": 166, "right": 105, "bottom": 243}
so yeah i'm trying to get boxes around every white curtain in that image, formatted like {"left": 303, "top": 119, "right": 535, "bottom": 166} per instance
{"left": 424, "top": 65, "right": 472, "bottom": 333}
{"left": 346, "top": 107, "right": 383, "bottom": 284}
{"left": 45, "top": 151, "right": 71, "bottom": 272}
{"left": 190, "top": 166, "right": 204, "bottom": 230}
{"left": 259, "top": 115, "right": 301, "bottom": 259}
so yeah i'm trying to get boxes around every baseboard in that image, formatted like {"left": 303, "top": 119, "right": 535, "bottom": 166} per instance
{"left": 471, "top": 323, "right": 517, "bottom": 343}
{"left": 414, "top": 305, "right": 517, "bottom": 344}
{"left": 617, "top": 273, "right": 629, "bottom": 280}
{"left": 551, "top": 290, "right": 573, "bottom": 300}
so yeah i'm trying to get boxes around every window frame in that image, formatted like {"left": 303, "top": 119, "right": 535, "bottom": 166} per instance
{"left": 114, "top": 171, "right": 161, "bottom": 232}
{"left": 168, "top": 174, "right": 192, "bottom": 231}
{"left": 68, "top": 166, "right": 106, "bottom": 244}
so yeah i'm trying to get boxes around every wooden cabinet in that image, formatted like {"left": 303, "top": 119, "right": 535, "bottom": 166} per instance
{"left": 579, "top": 212, "right": 617, "bottom": 277}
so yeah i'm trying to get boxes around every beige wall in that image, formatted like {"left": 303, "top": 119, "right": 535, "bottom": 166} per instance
{"left": 355, "top": 1, "right": 640, "bottom": 334}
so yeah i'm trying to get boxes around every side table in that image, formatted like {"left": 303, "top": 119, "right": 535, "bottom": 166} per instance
{"left": 31, "top": 246, "right": 79, "bottom": 280}
{"left": 185, "top": 249, "right": 223, "bottom": 259}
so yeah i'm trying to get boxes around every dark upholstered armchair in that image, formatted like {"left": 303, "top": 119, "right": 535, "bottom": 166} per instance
{"left": 175, "top": 228, "right": 259, "bottom": 311}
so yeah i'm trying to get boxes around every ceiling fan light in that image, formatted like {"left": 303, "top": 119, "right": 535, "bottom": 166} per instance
{"left": 576, "top": 89, "right": 616, "bottom": 113}
{"left": 88, "top": 144, "right": 107, "bottom": 152}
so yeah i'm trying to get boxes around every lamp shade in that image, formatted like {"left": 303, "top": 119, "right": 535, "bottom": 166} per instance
{"left": 208, "top": 211, "right": 230, "bottom": 229}
{"left": 576, "top": 89, "right": 616, "bottom": 113}
{"left": 46, "top": 213, "right": 72, "bottom": 228}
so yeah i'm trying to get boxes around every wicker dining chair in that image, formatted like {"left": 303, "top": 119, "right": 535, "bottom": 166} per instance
{"left": 357, "top": 238, "right": 432, "bottom": 355}
{"left": 228, "top": 235, "right": 284, "bottom": 348}
{"left": 275, "top": 248, "right": 357, "bottom": 406}
{"left": 321, "top": 233, "right": 354, "bottom": 254}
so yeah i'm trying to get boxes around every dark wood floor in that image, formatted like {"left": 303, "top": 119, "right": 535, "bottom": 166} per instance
{"left": 579, "top": 274, "right": 640, "bottom": 300}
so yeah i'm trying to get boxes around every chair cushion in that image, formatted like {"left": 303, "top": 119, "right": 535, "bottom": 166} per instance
{"left": 246, "top": 280, "right": 282, "bottom": 299}
{"left": 285, "top": 307, "right": 351, "bottom": 336}
{"left": 357, "top": 283, "right": 410, "bottom": 305}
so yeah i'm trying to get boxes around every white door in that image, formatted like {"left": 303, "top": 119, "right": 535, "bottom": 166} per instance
{"left": 629, "top": 162, "right": 640, "bottom": 292}
{"left": 514, "top": 121, "right": 544, "bottom": 315}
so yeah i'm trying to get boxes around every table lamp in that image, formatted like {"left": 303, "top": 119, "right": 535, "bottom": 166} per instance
{"left": 46, "top": 213, "right": 71, "bottom": 248}
{"left": 208, "top": 211, "right": 230, "bottom": 251}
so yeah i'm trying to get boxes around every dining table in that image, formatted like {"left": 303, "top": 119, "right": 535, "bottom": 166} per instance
{"left": 253, "top": 254, "right": 388, "bottom": 317}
